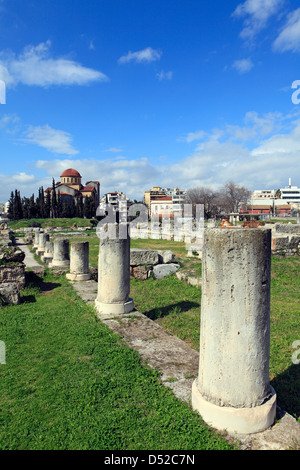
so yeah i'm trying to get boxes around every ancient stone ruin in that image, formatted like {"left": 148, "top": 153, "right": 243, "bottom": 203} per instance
{"left": 66, "top": 241, "right": 91, "bottom": 281}
{"left": 192, "top": 228, "right": 276, "bottom": 434}
{"left": 95, "top": 222, "right": 134, "bottom": 315}
{"left": 0, "top": 222, "right": 14, "bottom": 247}
{"left": 0, "top": 244, "right": 26, "bottom": 306}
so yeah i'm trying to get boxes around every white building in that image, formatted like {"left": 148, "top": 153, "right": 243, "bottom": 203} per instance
{"left": 249, "top": 178, "right": 300, "bottom": 214}
{"left": 99, "top": 191, "right": 131, "bottom": 219}
{"left": 150, "top": 196, "right": 174, "bottom": 218}
{"left": 279, "top": 178, "right": 300, "bottom": 204}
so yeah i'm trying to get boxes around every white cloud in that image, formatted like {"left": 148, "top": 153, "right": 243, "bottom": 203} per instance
{"left": 22, "top": 124, "right": 79, "bottom": 155}
{"left": 233, "top": 0, "right": 285, "bottom": 40}
{"left": 3, "top": 110, "right": 300, "bottom": 202}
{"left": 273, "top": 8, "right": 300, "bottom": 53}
{"left": 89, "top": 40, "right": 96, "bottom": 51}
{"left": 106, "top": 147, "right": 124, "bottom": 153}
{"left": 35, "top": 157, "right": 161, "bottom": 199}
{"left": 0, "top": 113, "right": 20, "bottom": 134}
{"left": 118, "top": 47, "right": 162, "bottom": 64}
{"left": 12, "top": 172, "right": 36, "bottom": 184}
{"left": 156, "top": 70, "right": 173, "bottom": 81}
{"left": 178, "top": 130, "right": 206, "bottom": 143}
{"left": 0, "top": 171, "right": 39, "bottom": 201}
{"left": 0, "top": 40, "right": 108, "bottom": 87}
{"left": 232, "top": 58, "right": 254, "bottom": 74}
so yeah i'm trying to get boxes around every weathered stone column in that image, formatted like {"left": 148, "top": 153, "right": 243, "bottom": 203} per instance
{"left": 95, "top": 222, "right": 134, "bottom": 315}
{"left": 41, "top": 241, "right": 54, "bottom": 264}
{"left": 37, "top": 233, "right": 49, "bottom": 256}
{"left": 192, "top": 228, "right": 276, "bottom": 434}
{"left": 33, "top": 229, "right": 41, "bottom": 250}
{"left": 66, "top": 241, "right": 91, "bottom": 281}
{"left": 49, "top": 238, "right": 70, "bottom": 268}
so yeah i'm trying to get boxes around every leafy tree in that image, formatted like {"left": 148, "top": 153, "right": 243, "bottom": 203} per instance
{"left": 186, "top": 186, "right": 219, "bottom": 219}
{"left": 218, "top": 181, "right": 251, "bottom": 214}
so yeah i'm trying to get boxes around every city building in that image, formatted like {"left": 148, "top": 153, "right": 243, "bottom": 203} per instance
{"left": 99, "top": 191, "right": 131, "bottom": 219}
{"left": 150, "top": 196, "right": 174, "bottom": 218}
{"left": 247, "top": 179, "right": 300, "bottom": 214}
{"left": 44, "top": 168, "right": 100, "bottom": 209}
{"left": 279, "top": 178, "right": 300, "bottom": 204}
{"left": 144, "top": 186, "right": 186, "bottom": 216}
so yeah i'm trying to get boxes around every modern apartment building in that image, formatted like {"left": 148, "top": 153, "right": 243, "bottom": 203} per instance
{"left": 144, "top": 186, "right": 186, "bottom": 216}
{"left": 279, "top": 178, "right": 300, "bottom": 203}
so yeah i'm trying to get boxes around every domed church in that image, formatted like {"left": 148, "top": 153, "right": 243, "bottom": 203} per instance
{"left": 45, "top": 168, "right": 100, "bottom": 209}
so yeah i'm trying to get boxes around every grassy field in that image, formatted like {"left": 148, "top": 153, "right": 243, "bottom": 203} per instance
{"left": 0, "top": 270, "right": 233, "bottom": 450}
{"left": 129, "top": 247, "right": 300, "bottom": 422}
{"left": 1, "top": 227, "right": 299, "bottom": 449}
{"left": 36, "top": 232, "right": 300, "bottom": 421}
{"left": 8, "top": 218, "right": 94, "bottom": 230}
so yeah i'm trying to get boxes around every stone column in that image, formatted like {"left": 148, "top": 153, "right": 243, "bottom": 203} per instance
{"left": 95, "top": 222, "right": 134, "bottom": 315}
{"left": 41, "top": 241, "right": 54, "bottom": 264}
{"left": 66, "top": 241, "right": 91, "bottom": 281}
{"left": 49, "top": 238, "right": 70, "bottom": 268}
{"left": 33, "top": 229, "right": 41, "bottom": 250}
{"left": 37, "top": 233, "right": 49, "bottom": 256}
{"left": 192, "top": 228, "right": 276, "bottom": 435}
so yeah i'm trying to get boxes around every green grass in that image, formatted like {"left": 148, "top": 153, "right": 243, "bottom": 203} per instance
{"left": 8, "top": 218, "right": 93, "bottom": 230}
{"left": 131, "top": 255, "right": 300, "bottom": 422}
{"left": 63, "top": 236, "right": 188, "bottom": 268}
{"left": 46, "top": 232, "right": 299, "bottom": 421}
{"left": 0, "top": 270, "right": 233, "bottom": 450}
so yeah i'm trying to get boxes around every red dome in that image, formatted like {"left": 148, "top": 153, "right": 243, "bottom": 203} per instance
{"left": 60, "top": 168, "right": 81, "bottom": 178}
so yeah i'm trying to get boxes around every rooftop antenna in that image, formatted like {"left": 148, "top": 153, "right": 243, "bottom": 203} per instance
{"left": 289, "top": 178, "right": 292, "bottom": 187}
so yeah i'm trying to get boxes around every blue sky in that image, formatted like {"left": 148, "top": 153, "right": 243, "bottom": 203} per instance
{"left": 0, "top": 0, "right": 300, "bottom": 202}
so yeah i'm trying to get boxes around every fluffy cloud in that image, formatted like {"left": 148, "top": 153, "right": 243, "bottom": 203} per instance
{"left": 22, "top": 124, "right": 79, "bottom": 155}
{"left": 0, "top": 40, "right": 108, "bottom": 87}
{"left": 273, "top": 8, "right": 300, "bottom": 53}
{"left": 156, "top": 70, "right": 173, "bottom": 81}
{"left": 233, "top": 0, "right": 285, "bottom": 40}
{"left": 35, "top": 156, "right": 161, "bottom": 199}
{"left": 118, "top": 47, "right": 162, "bottom": 64}
{"left": 232, "top": 58, "right": 254, "bottom": 74}
{"left": 3, "top": 110, "right": 300, "bottom": 202}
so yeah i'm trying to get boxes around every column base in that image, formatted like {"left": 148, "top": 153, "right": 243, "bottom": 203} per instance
{"left": 95, "top": 298, "right": 134, "bottom": 315}
{"left": 66, "top": 272, "right": 91, "bottom": 281}
{"left": 191, "top": 379, "right": 276, "bottom": 435}
{"left": 49, "top": 260, "right": 70, "bottom": 268}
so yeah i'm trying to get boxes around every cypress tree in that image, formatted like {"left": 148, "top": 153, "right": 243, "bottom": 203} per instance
{"left": 51, "top": 178, "right": 57, "bottom": 218}
{"left": 7, "top": 191, "right": 15, "bottom": 220}
{"left": 45, "top": 190, "right": 51, "bottom": 218}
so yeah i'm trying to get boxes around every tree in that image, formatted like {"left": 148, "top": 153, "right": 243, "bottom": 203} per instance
{"left": 7, "top": 191, "right": 15, "bottom": 220}
{"left": 185, "top": 186, "right": 219, "bottom": 219}
{"left": 50, "top": 178, "right": 57, "bottom": 218}
{"left": 36, "top": 186, "right": 46, "bottom": 218}
{"left": 57, "top": 191, "right": 62, "bottom": 218}
{"left": 76, "top": 194, "right": 84, "bottom": 218}
{"left": 218, "top": 181, "right": 251, "bottom": 214}
{"left": 83, "top": 196, "right": 94, "bottom": 218}
{"left": 13, "top": 190, "right": 23, "bottom": 220}
{"left": 45, "top": 190, "right": 51, "bottom": 218}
